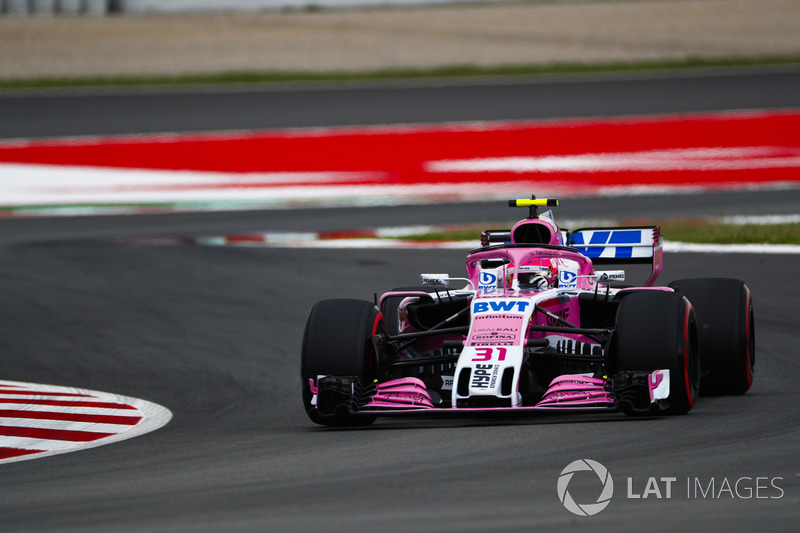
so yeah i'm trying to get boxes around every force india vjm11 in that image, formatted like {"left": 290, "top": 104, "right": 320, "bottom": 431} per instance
{"left": 301, "top": 197, "right": 755, "bottom": 426}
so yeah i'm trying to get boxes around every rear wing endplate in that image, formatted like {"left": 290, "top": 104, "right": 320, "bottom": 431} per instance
{"left": 567, "top": 227, "right": 663, "bottom": 286}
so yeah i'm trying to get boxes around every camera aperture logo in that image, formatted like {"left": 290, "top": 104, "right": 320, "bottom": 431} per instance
{"left": 557, "top": 459, "right": 614, "bottom": 516}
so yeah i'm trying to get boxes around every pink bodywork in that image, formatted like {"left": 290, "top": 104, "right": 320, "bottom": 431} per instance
{"left": 361, "top": 375, "right": 613, "bottom": 412}
{"left": 364, "top": 377, "right": 435, "bottom": 409}
{"left": 535, "top": 375, "right": 614, "bottom": 407}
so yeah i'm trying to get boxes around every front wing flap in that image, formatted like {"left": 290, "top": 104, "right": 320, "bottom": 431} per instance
{"left": 312, "top": 370, "right": 672, "bottom": 418}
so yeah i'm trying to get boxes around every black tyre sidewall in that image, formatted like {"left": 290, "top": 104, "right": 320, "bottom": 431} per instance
{"left": 611, "top": 291, "right": 700, "bottom": 415}
{"left": 301, "top": 299, "right": 383, "bottom": 425}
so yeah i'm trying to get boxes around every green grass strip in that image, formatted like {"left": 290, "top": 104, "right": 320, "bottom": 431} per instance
{"left": 2, "top": 55, "right": 800, "bottom": 90}
{"left": 658, "top": 220, "right": 800, "bottom": 245}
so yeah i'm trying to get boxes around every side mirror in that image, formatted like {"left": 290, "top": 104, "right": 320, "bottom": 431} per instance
{"left": 421, "top": 273, "right": 450, "bottom": 287}
{"left": 595, "top": 270, "right": 626, "bottom": 282}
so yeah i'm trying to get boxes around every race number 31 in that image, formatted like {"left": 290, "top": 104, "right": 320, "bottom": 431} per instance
{"left": 472, "top": 347, "right": 507, "bottom": 361}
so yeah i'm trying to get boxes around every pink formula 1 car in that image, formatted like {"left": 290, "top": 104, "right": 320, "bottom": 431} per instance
{"left": 301, "top": 197, "right": 754, "bottom": 426}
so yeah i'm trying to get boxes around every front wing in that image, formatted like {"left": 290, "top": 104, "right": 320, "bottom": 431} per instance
{"left": 309, "top": 371, "right": 671, "bottom": 419}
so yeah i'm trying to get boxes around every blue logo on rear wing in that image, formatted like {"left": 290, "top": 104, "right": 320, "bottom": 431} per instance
{"left": 568, "top": 227, "right": 663, "bottom": 286}
{"left": 569, "top": 228, "right": 660, "bottom": 260}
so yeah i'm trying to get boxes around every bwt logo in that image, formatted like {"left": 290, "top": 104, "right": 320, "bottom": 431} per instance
{"left": 473, "top": 300, "right": 530, "bottom": 314}
{"left": 557, "top": 459, "right": 614, "bottom": 516}
{"left": 559, "top": 270, "right": 578, "bottom": 289}
{"left": 479, "top": 271, "right": 498, "bottom": 292}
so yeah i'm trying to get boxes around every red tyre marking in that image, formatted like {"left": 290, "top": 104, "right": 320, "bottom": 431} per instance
{"left": 369, "top": 311, "right": 384, "bottom": 376}
{"left": 371, "top": 312, "right": 384, "bottom": 337}
{"left": 745, "top": 288, "right": 753, "bottom": 387}
{"left": 683, "top": 303, "right": 696, "bottom": 408}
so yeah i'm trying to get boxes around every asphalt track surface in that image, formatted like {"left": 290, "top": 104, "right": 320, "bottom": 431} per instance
{"left": 1, "top": 66, "right": 800, "bottom": 139}
{"left": 1, "top": 70, "right": 799, "bottom": 532}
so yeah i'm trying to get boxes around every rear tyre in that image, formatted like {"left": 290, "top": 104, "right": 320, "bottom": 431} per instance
{"left": 668, "top": 278, "right": 754, "bottom": 395}
{"left": 301, "top": 299, "right": 383, "bottom": 426}
{"left": 611, "top": 291, "right": 700, "bottom": 415}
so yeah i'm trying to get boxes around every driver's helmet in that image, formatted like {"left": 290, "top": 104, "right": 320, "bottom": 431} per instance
{"left": 508, "top": 259, "right": 559, "bottom": 290}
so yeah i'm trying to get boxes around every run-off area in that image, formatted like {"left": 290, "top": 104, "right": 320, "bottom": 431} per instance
{"left": 0, "top": 110, "right": 798, "bottom": 215}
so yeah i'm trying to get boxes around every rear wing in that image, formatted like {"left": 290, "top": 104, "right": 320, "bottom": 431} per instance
{"left": 567, "top": 227, "right": 663, "bottom": 286}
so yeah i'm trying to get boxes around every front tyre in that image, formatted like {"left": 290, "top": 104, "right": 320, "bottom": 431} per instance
{"left": 301, "top": 299, "right": 383, "bottom": 426}
{"left": 610, "top": 291, "right": 700, "bottom": 415}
